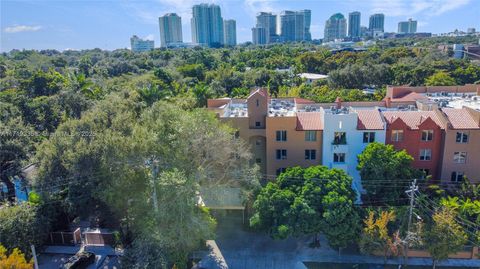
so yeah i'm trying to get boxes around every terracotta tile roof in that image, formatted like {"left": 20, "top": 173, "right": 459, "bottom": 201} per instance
{"left": 382, "top": 111, "right": 445, "bottom": 130}
{"left": 247, "top": 88, "right": 268, "bottom": 99}
{"left": 296, "top": 112, "right": 323, "bottom": 130}
{"left": 357, "top": 110, "right": 385, "bottom": 130}
{"left": 442, "top": 108, "right": 480, "bottom": 129}
{"left": 294, "top": 98, "right": 315, "bottom": 104}
{"left": 390, "top": 92, "right": 428, "bottom": 102}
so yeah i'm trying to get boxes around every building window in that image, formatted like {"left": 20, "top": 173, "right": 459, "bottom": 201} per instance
{"left": 391, "top": 130, "right": 404, "bottom": 142}
{"left": 276, "top": 130, "right": 287, "bottom": 141}
{"left": 456, "top": 132, "right": 469, "bottom": 143}
{"left": 419, "top": 169, "right": 430, "bottom": 179}
{"left": 305, "top": 131, "right": 317, "bottom": 141}
{"left": 276, "top": 149, "right": 287, "bottom": 160}
{"left": 363, "top": 132, "right": 375, "bottom": 143}
{"left": 419, "top": 149, "right": 432, "bottom": 161}
{"left": 256, "top": 99, "right": 259, "bottom": 107}
{"left": 305, "top": 150, "right": 316, "bottom": 160}
{"left": 276, "top": 168, "right": 287, "bottom": 176}
{"left": 451, "top": 171, "right": 464, "bottom": 182}
{"left": 255, "top": 139, "right": 262, "bottom": 146}
{"left": 255, "top": 121, "right": 261, "bottom": 127}
{"left": 421, "top": 130, "right": 434, "bottom": 141}
{"left": 256, "top": 158, "right": 262, "bottom": 164}
{"left": 453, "top": 152, "right": 467, "bottom": 163}
{"left": 333, "top": 132, "right": 347, "bottom": 145}
{"left": 333, "top": 153, "right": 346, "bottom": 163}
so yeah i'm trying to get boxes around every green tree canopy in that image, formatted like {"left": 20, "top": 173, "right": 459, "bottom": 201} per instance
{"left": 250, "top": 165, "right": 360, "bottom": 249}
{"left": 357, "top": 142, "right": 420, "bottom": 204}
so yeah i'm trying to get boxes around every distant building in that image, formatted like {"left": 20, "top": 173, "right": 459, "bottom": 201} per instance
{"left": 252, "top": 27, "right": 267, "bottom": 45}
{"left": 298, "top": 9, "right": 312, "bottom": 41}
{"left": 467, "top": 28, "right": 476, "bottom": 34}
{"left": 360, "top": 26, "right": 369, "bottom": 37}
{"left": 223, "top": 19, "right": 236, "bottom": 46}
{"left": 398, "top": 18, "right": 417, "bottom": 34}
{"left": 465, "top": 45, "right": 480, "bottom": 60}
{"left": 324, "top": 13, "right": 347, "bottom": 42}
{"left": 130, "top": 35, "right": 154, "bottom": 52}
{"left": 159, "top": 13, "right": 183, "bottom": 48}
{"left": 279, "top": 11, "right": 304, "bottom": 42}
{"left": 369, "top": 13, "right": 385, "bottom": 33}
{"left": 254, "top": 12, "right": 277, "bottom": 44}
{"left": 453, "top": 44, "right": 464, "bottom": 59}
{"left": 191, "top": 3, "right": 224, "bottom": 47}
{"left": 299, "top": 73, "right": 328, "bottom": 85}
{"left": 348, "top": 11, "right": 361, "bottom": 38}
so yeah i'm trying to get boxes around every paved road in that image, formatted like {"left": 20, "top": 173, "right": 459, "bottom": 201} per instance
{"left": 210, "top": 210, "right": 480, "bottom": 269}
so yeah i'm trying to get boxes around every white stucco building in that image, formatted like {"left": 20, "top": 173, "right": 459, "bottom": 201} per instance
{"left": 321, "top": 100, "right": 386, "bottom": 202}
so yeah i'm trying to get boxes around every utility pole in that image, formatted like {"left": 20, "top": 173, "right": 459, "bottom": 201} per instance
{"left": 404, "top": 178, "right": 418, "bottom": 265}
{"left": 30, "top": 245, "right": 39, "bottom": 269}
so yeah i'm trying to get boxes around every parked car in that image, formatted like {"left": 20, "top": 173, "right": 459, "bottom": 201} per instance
{"left": 62, "top": 251, "right": 95, "bottom": 269}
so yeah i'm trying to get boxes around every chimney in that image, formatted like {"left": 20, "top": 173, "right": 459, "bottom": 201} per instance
{"left": 335, "top": 97, "right": 342, "bottom": 109}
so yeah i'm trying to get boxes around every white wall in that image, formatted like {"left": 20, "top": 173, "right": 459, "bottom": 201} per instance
{"left": 321, "top": 108, "right": 386, "bottom": 203}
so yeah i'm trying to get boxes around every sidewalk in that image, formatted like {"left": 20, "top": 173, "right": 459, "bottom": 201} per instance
{"left": 209, "top": 211, "right": 480, "bottom": 269}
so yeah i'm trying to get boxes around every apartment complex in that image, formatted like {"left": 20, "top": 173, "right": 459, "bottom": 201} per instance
{"left": 130, "top": 35, "right": 154, "bottom": 52}
{"left": 348, "top": 11, "right": 361, "bottom": 38}
{"left": 251, "top": 10, "right": 311, "bottom": 45}
{"left": 159, "top": 13, "right": 183, "bottom": 48}
{"left": 223, "top": 19, "right": 237, "bottom": 46}
{"left": 398, "top": 18, "right": 417, "bottom": 34}
{"left": 208, "top": 85, "right": 480, "bottom": 189}
{"left": 324, "top": 13, "right": 347, "bottom": 42}
{"left": 191, "top": 4, "right": 224, "bottom": 46}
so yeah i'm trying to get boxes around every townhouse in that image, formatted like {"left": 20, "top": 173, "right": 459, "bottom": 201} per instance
{"left": 208, "top": 84, "right": 480, "bottom": 187}
{"left": 382, "top": 110, "right": 445, "bottom": 180}
{"left": 440, "top": 108, "right": 480, "bottom": 183}
{"left": 322, "top": 99, "right": 386, "bottom": 198}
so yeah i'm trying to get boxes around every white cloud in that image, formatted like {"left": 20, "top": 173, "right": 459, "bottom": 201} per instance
{"left": 4, "top": 25, "right": 42, "bottom": 33}
{"left": 243, "top": 0, "right": 278, "bottom": 16}
{"left": 370, "top": 0, "right": 471, "bottom": 17}
{"left": 144, "top": 34, "right": 155, "bottom": 40}
{"left": 121, "top": 0, "right": 218, "bottom": 26}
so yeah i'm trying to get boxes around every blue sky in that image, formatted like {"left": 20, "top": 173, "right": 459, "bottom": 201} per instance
{"left": 1, "top": 0, "right": 479, "bottom": 51}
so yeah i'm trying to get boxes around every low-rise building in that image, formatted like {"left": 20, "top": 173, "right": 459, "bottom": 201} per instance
{"left": 209, "top": 85, "right": 480, "bottom": 190}
{"left": 439, "top": 108, "right": 480, "bottom": 184}
{"left": 130, "top": 35, "right": 154, "bottom": 52}
{"left": 382, "top": 110, "right": 445, "bottom": 180}
{"left": 322, "top": 99, "right": 386, "bottom": 199}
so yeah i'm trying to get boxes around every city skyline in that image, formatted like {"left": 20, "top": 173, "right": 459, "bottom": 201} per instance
{"left": 1, "top": 0, "right": 479, "bottom": 51}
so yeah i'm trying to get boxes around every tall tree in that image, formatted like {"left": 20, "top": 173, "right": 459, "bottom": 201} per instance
{"left": 0, "top": 245, "right": 33, "bottom": 269}
{"left": 425, "top": 71, "right": 456, "bottom": 86}
{"left": 357, "top": 142, "right": 420, "bottom": 204}
{"left": 250, "top": 166, "right": 360, "bottom": 248}
{"left": 424, "top": 207, "right": 467, "bottom": 269}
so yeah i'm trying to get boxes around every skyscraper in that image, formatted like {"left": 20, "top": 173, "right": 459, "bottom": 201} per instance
{"left": 398, "top": 18, "right": 417, "bottom": 34}
{"left": 299, "top": 10, "right": 312, "bottom": 41}
{"left": 223, "top": 19, "right": 236, "bottom": 46}
{"left": 369, "top": 13, "right": 385, "bottom": 32}
{"left": 191, "top": 3, "right": 224, "bottom": 47}
{"left": 348, "top": 11, "right": 361, "bottom": 38}
{"left": 130, "top": 35, "right": 154, "bottom": 52}
{"left": 159, "top": 13, "right": 182, "bottom": 48}
{"left": 252, "top": 27, "right": 267, "bottom": 45}
{"left": 279, "top": 10, "right": 311, "bottom": 42}
{"left": 324, "top": 13, "right": 347, "bottom": 42}
{"left": 255, "top": 12, "right": 277, "bottom": 44}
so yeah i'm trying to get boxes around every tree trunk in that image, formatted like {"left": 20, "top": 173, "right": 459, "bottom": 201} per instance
{"left": 432, "top": 260, "right": 436, "bottom": 269}
{"left": 0, "top": 173, "right": 15, "bottom": 202}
